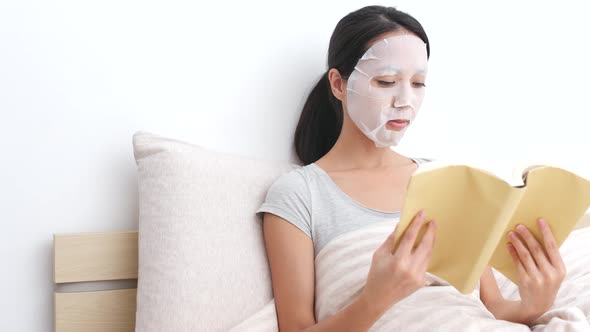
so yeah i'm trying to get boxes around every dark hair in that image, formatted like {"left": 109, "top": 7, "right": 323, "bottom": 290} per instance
{"left": 294, "top": 6, "right": 430, "bottom": 165}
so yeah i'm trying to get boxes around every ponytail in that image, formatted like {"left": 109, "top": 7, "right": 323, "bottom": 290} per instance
{"left": 294, "top": 71, "right": 343, "bottom": 165}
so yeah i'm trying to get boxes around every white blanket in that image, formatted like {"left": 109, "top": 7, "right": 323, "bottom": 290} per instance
{"left": 231, "top": 222, "right": 590, "bottom": 331}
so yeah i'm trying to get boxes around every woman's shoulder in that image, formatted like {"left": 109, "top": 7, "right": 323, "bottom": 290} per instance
{"left": 257, "top": 165, "right": 314, "bottom": 237}
{"left": 258, "top": 165, "right": 313, "bottom": 224}
{"left": 266, "top": 165, "right": 312, "bottom": 195}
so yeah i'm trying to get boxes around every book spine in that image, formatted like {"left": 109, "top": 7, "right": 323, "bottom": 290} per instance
{"left": 464, "top": 188, "right": 525, "bottom": 293}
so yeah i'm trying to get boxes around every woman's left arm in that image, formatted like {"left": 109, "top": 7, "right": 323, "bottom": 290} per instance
{"left": 479, "top": 218, "right": 567, "bottom": 326}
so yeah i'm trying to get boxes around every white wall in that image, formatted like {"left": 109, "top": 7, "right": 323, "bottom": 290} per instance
{"left": 1, "top": 0, "right": 589, "bottom": 330}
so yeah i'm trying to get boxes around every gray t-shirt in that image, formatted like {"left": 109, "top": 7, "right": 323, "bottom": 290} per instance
{"left": 256, "top": 157, "right": 434, "bottom": 257}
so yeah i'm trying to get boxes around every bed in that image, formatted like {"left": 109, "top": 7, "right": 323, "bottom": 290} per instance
{"left": 52, "top": 131, "right": 590, "bottom": 331}
{"left": 52, "top": 214, "right": 590, "bottom": 332}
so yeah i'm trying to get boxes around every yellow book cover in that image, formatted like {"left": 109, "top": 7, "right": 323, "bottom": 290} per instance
{"left": 392, "top": 160, "right": 590, "bottom": 294}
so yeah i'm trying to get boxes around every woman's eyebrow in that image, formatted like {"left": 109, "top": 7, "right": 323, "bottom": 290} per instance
{"left": 375, "top": 65, "right": 400, "bottom": 73}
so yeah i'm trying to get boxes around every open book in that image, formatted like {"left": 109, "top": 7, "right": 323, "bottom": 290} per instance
{"left": 392, "top": 160, "right": 590, "bottom": 294}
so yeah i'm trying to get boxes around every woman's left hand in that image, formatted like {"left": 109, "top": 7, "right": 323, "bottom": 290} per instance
{"left": 479, "top": 218, "right": 567, "bottom": 326}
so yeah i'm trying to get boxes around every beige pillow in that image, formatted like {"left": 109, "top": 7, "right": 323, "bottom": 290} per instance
{"left": 133, "top": 131, "right": 295, "bottom": 331}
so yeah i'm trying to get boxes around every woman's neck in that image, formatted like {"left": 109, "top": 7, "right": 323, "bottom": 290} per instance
{"left": 317, "top": 118, "right": 407, "bottom": 171}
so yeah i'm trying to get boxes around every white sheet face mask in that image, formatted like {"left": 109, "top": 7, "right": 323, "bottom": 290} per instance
{"left": 346, "top": 34, "right": 428, "bottom": 147}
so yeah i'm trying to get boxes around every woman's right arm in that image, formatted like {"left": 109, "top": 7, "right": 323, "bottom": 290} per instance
{"left": 263, "top": 212, "right": 384, "bottom": 332}
{"left": 262, "top": 210, "right": 436, "bottom": 332}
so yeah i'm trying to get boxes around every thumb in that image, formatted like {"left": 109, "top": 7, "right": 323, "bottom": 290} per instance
{"left": 479, "top": 266, "right": 502, "bottom": 304}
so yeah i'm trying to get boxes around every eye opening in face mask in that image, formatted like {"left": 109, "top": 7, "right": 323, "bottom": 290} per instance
{"left": 371, "top": 77, "right": 427, "bottom": 88}
{"left": 376, "top": 80, "right": 395, "bottom": 87}
{"left": 412, "top": 73, "right": 427, "bottom": 88}
{"left": 371, "top": 76, "right": 397, "bottom": 88}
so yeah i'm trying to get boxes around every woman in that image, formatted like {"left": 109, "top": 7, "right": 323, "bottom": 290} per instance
{"left": 256, "top": 5, "right": 566, "bottom": 331}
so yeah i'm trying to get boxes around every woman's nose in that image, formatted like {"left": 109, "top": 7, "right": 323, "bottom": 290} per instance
{"left": 392, "top": 84, "right": 412, "bottom": 108}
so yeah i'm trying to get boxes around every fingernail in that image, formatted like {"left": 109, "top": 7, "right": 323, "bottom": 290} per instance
{"left": 538, "top": 218, "right": 546, "bottom": 227}
{"left": 419, "top": 210, "right": 425, "bottom": 220}
{"left": 516, "top": 224, "right": 526, "bottom": 233}
{"left": 507, "top": 231, "right": 516, "bottom": 240}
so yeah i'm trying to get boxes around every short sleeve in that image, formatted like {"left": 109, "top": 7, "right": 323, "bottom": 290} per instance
{"left": 256, "top": 170, "right": 312, "bottom": 239}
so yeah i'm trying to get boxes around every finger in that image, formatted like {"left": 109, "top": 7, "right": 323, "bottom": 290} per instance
{"left": 413, "top": 220, "right": 436, "bottom": 263}
{"left": 479, "top": 266, "right": 502, "bottom": 303}
{"left": 538, "top": 218, "right": 566, "bottom": 271}
{"left": 515, "top": 224, "right": 551, "bottom": 269}
{"left": 419, "top": 229, "right": 436, "bottom": 272}
{"left": 379, "top": 223, "right": 400, "bottom": 255}
{"left": 508, "top": 231, "right": 539, "bottom": 274}
{"left": 507, "top": 242, "right": 529, "bottom": 282}
{"left": 395, "top": 210, "right": 426, "bottom": 256}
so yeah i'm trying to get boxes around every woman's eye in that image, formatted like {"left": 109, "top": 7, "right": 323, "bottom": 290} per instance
{"left": 376, "top": 80, "right": 395, "bottom": 87}
{"left": 413, "top": 82, "right": 427, "bottom": 88}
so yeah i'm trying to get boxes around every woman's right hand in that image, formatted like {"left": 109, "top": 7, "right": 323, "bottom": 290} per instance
{"left": 360, "top": 209, "right": 437, "bottom": 315}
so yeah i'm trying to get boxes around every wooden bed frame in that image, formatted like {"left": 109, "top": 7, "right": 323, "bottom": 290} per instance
{"left": 53, "top": 214, "right": 590, "bottom": 332}
{"left": 54, "top": 232, "right": 138, "bottom": 332}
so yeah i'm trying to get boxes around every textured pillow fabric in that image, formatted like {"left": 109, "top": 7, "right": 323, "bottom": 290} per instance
{"left": 133, "top": 131, "right": 296, "bottom": 331}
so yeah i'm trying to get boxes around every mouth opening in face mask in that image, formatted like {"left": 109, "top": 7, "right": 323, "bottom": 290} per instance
{"left": 386, "top": 119, "right": 410, "bottom": 130}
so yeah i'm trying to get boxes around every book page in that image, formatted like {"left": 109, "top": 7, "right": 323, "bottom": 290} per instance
{"left": 489, "top": 166, "right": 590, "bottom": 284}
{"left": 393, "top": 165, "right": 522, "bottom": 294}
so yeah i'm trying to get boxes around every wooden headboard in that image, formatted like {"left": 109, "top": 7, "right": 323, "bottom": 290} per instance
{"left": 53, "top": 232, "right": 138, "bottom": 332}
{"left": 53, "top": 214, "right": 590, "bottom": 332}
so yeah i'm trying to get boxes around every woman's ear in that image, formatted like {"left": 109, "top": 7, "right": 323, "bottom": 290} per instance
{"left": 328, "top": 68, "right": 346, "bottom": 101}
